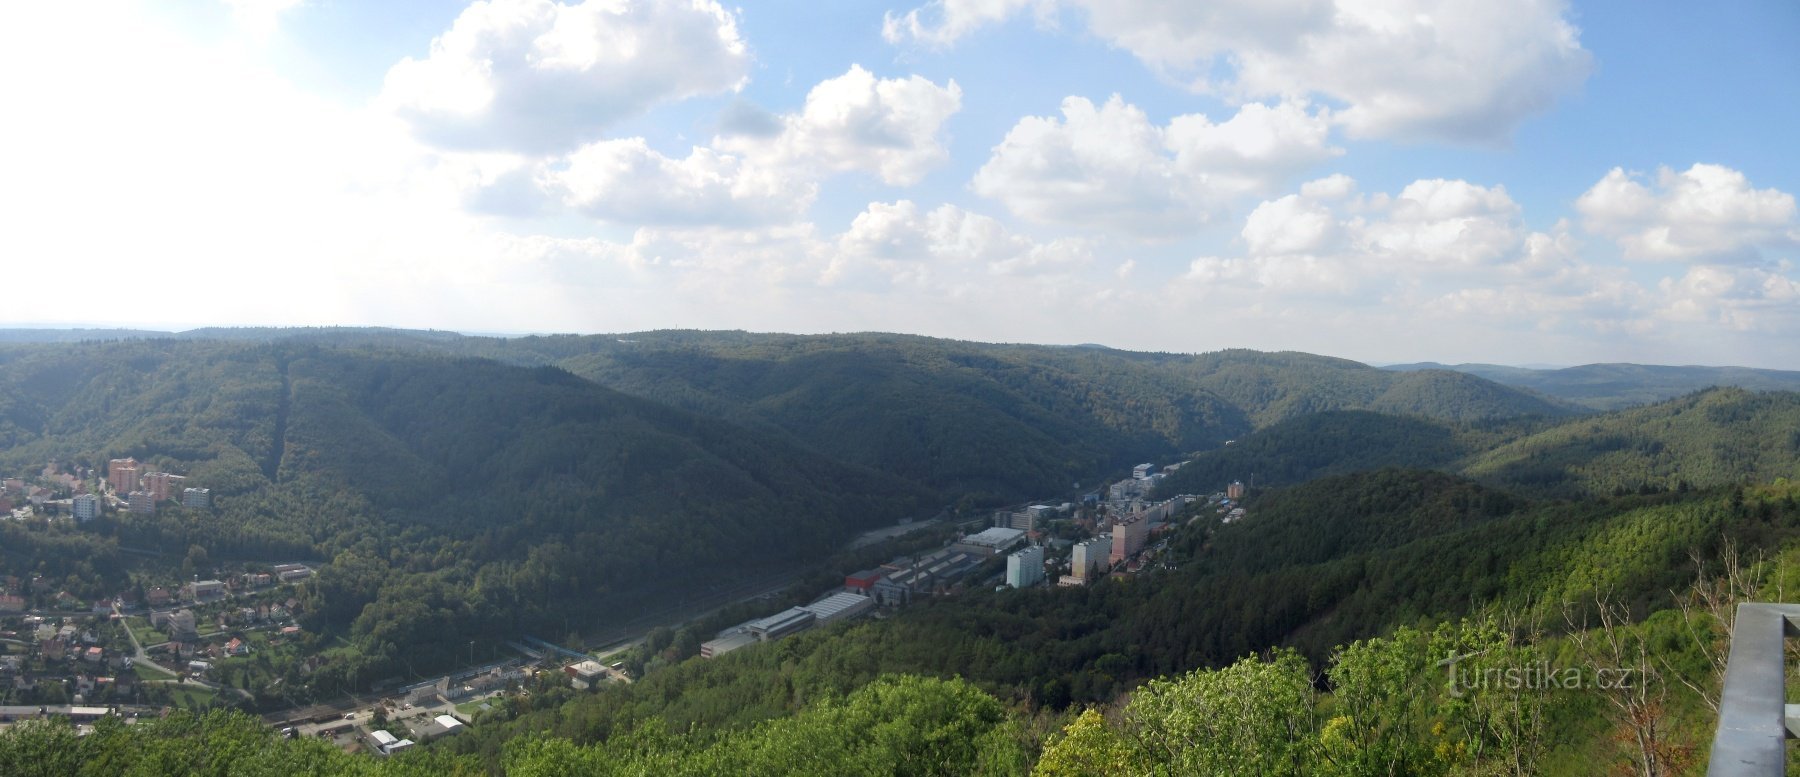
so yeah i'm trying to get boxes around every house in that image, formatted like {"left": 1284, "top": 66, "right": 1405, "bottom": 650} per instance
{"left": 146, "top": 587, "right": 172, "bottom": 606}
{"left": 224, "top": 638, "right": 249, "bottom": 656}
{"left": 0, "top": 594, "right": 24, "bottom": 612}
{"left": 153, "top": 609, "right": 199, "bottom": 642}
{"left": 83, "top": 647, "right": 103, "bottom": 663}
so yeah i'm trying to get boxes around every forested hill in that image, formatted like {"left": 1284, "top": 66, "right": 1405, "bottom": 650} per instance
{"left": 1386, "top": 360, "right": 1800, "bottom": 410}
{"left": 0, "top": 340, "right": 930, "bottom": 687}
{"left": 547, "top": 332, "right": 1574, "bottom": 500}
{"left": 1158, "top": 388, "right": 1800, "bottom": 500}
{"left": 1151, "top": 410, "right": 1485, "bottom": 496}
{"left": 0, "top": 328, "right": 1579, "bottom": 503}
{"left": 1460, "top": 387, "right": 1800, "bottom": 496}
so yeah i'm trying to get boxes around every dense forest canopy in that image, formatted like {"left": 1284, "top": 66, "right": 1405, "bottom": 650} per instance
{"left": 2, "top": 329, "right": 1798, "bottom": 774}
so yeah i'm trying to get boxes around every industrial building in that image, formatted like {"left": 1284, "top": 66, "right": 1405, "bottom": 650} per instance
{"left": 700, "top": 631, "right": 757, "bottom": 658}
{"left": 844, "top": 569, "right": 884, "bottom": 593}
{"left": 802, "top": 591, "right": 875, "bottom": 624}
{"left": 1006, "top": 545, "right": 1045, "bottom": 588}
{"left": 746, "top": 608, "right": 816, "bottom": 641}
{"left": 564, "top": 660, "right": 608, "bottom": 689}
{"left": 951, "top": 527, "right": 1026, "bottom": 557}
{"left": 873, "top": 549, "right": 985, "bottom": 605}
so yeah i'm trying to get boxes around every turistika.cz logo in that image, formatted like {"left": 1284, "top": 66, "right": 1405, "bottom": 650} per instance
{"left": 1438, "top": 651, "right": 1636, "bottom": 698}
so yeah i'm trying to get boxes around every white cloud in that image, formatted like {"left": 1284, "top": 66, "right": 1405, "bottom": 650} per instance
{"left": 1362, "top": 179, "right": 1526, "bottom": 269}
{"left": 971, "top": 95, "right": 1337, "bottom": 237}
{"left": 1656, "top": 263, "right": 1800, "bottom": 331}
{"left": 833, "top": 200, "right": 1089, "bottom": 283}
{"left": 380, "top": 0, "right": 749, "bottom": 154}
{"left": 497, "top": 65, "right": 960, "bottom": 227}
{"left": 885, "top": 0, "right": 1591, "bottom": 144}
{"left": 719, "top": 65, "right": 963, "bottom": 187}
{"left": 222, "top": 0, "right": 305, "bottom": 37}
{"left": 1185, "top": 176, "right": 1581, "bottom": 308}
{"left": 1576, "top": 163, "right": 1800, "bottom": 263}
{"left": 541, "top": 138, "right": 812, "bottom": 226}
{"left": 881, "top": 0, "right": 1048, "bottom": 46}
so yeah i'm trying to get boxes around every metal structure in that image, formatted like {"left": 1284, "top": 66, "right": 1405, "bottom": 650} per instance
{"left": 1708, "top": 603, "right": 1800, "bottom": 775}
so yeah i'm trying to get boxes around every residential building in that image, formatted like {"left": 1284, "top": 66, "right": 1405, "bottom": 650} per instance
{"left": 1133, "top": 463, "right": 1154, "bottom": 480}
{"left": 185, "top": 580, "right": 226, "bottom": 602}
{"left": 0, "top": 594, "right": 23, "bottom": 612}
{"left": 142, "top": 472, "right": 186, "bottom": 502}
{"left": 274, "top": 564, "right": 313, "bottom": 583}
{"left": 1227, "top": 481, "right": 1246, "bottom": 500}
{"left": 181, "top": 487, "right": 210, "bottom": 509}
{"left": 107, "top": 459, "right": 140, "bottom": 495}
{"left": 1006, "top": 545, "right": 1045, "bottom": 588}
{"left": 71, "top": 493, "right": 100, "bottom": 522}
{"left": 127, "top": 491, "right": 154, "bottom": 515}
{"left": 1072, "top": 536, "right": 1112, "bottom": 581}
{"left": 1110, "top": 514, "right": 1149, "bottom": 565}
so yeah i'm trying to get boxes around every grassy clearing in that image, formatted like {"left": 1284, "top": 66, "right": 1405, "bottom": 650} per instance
{"left": 164, "top": 683, "right": 217, "bottom": 709}
{"left": 132, "top": 661, "right": 176, "bottom": 681}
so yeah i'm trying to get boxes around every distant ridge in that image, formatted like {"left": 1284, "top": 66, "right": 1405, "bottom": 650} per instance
{"left": 1384, "top": 361, "right": 1800, "bottom": 410}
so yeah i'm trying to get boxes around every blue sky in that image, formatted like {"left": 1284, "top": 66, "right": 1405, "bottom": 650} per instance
{"left": 1, "top": 0, "right": 1796, "bottom": 368}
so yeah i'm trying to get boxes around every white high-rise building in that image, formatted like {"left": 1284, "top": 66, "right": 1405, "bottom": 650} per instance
{"left": 72, "top": 493, "right": 99, "bottom": 522}
{"left": 181, "top": 487, "right": 211, "bottom": 510}
{"left": 1072, "top": 536, "right": 1112, "bottom": 581}
{"left": 1005, "top": 546, "right": 1045, "bottom": 588}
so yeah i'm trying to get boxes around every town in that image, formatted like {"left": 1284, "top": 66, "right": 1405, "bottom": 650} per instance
{"left": 1, "top": 454, "right": 1248, "bottom": 757}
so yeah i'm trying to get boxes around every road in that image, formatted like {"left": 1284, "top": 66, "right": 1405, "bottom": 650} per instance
{"left": 113, "top": 603, "right": 252, "bottom": 700}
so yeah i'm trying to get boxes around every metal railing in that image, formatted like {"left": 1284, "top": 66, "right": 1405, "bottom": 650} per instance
{"left": 1709, "top": 603, "right": 1800, "bottom": 775}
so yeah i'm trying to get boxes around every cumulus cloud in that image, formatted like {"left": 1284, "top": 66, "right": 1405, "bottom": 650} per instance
{"left": 492, "top": 65, "right": 960, "bottom": 227}
{"left": 885, "top": 0, "right": 1591, "bottom": 144}
{"left": 833, "top": 200, "right": 1089, "bottom": 283}
{"left": 381, "top": 0, "right": 749, "bottom": 154}
{"left": 1576, "top": 163, "right": 1800, "bottom": 263}
{"left": 1185, "top": 175, "right": 1553, "bottom": 299}
{"left": 881, "top": 0, "right": 1049, "bottom": 45}
{"left": 1656, "top": 263, "right": 1800, "bottom": 331}
{"left": 719, "top": 65, "right": 963, "bottom": 186}
{"left": 540, "top": 138, "right": 812, "bottom": 226}
{"left": 971, "top": 95, "right": 1337, "bottom": 237}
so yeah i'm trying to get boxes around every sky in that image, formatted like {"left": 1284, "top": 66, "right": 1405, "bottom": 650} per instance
{"left": 2, "top": 1, "right": 1797, "bottom": 368}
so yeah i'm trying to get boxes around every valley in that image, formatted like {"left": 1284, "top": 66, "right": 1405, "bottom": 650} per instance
{"left": 0, "top": 329, "right": 1796, "bottom": 774}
